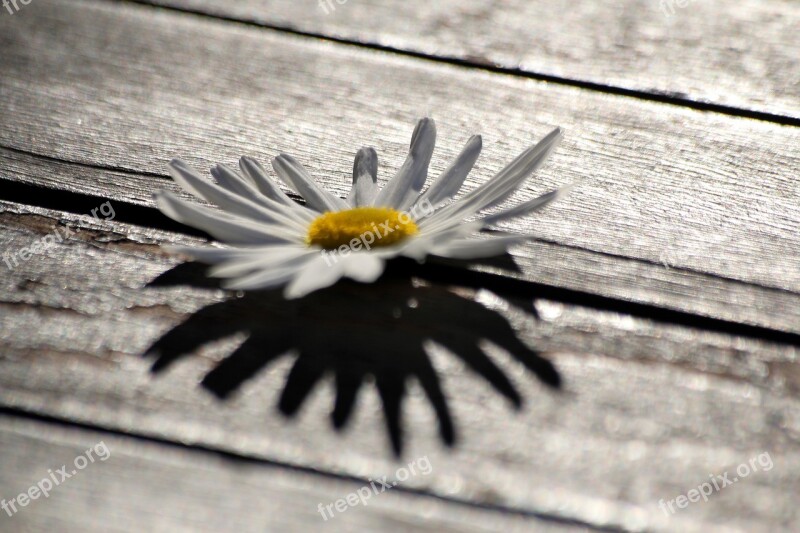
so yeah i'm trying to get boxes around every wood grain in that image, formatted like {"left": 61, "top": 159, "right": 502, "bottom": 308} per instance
{"left": 0, "top": 415, "right": 573, "bottom": 533}
{"left": 4, "top": 147, "right": 800, "bottom": 340}
{"left": 135, "top": 0, "right": 800, "bottom": 120}
{"left": 1, "top": 0, "right": 799, "bottom": 333}
{"left": 1, "top": 2, "right": 799, "bottom": 531}
{"left": 1, "top": 198, "right": 799, "bottom": 531}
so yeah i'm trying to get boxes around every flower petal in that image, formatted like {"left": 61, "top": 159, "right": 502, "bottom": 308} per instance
{"left": 373, "top": 118, "right": 437, "bottom": 210}
{"left": 347, "top": 147, "right": 379, "bottom": 207}
{"left": 272, "top": 154, "right": 349, "bottom": 212}
{"left": 155, "top": 191, "right": 300, "bottom": 244}
{"left": 340, "top": 252, "right": 385, "bottom": 283}
{"left": 223, "top": 257, "right": 316, "bottom": 291}
{"left": 166, "top": 244, "right": 300, "bottom": 263}
{"left": 282, "top": 252, "right": 387, "bottom": 298}
{"left": 208, "top": 247, "right": 315, "bottom": 278}
{"left": 429, "top": 234, "right": 530, "bottom": 259}
{"left": 480, "top": 183, "right": 573, "bottom": 225}
{"left": 283, "top": 254, "right": 347, "bottom": 299}
{"left": 165, "top": 245, "right": 241, "bottom": 263}
{"left": 399, "top": 222, "right": 482, "bottom": 261}
{"left": 416, "top": 134, "right": 481, "bottom": 209}
{"left": 210, "top": 164, "right": 268, "bottom": 204}
{"left": 420, "top": 128, "right": 562, "bottom": 231}
{"left": 169, "top": 159, "right": 306, "bottom": 231}
{"left": 239, "top": 156, "right": 310, "bottom": 211}
{"left": 211, "top": 163, "right": 316, "bottom": 228}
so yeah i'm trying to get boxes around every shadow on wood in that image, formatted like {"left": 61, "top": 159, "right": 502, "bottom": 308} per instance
{"left": 145, "top": 260, "right": 560, "bottom": 455}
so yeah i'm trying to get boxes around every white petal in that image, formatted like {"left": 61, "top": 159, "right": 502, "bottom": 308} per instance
{"left": 212, "top": 163, "right": 315, "bottom": 229}
{"left": 416, "top": 134, "right": 481, "bottom": 209}
{"left": 165, "top": 244, "right": 291, "bottom": 264}
{"left": 155, "top": 191, "right": 301, "bottom": 244}
{"left": 272, "top": 154, "right": 349, "bottom": 212}
{"left": 169, "top": 159, "right": 305, "bottom": 231}
{"left": 283, "top": 254, "right": 347, "bottom": 299}
{"left": 209, "top": 247, "right": 315, "bottom": 278}
{"left": 472, "top": 127, "right": 563, "bottom": 210}
{"left": 421, "top": 128, "right": 562, "bottom": 230}
{"left": 429, "top": 234, "right": 530, "bottom": 259}
{"left": 373, "top": 118, "right": 436, "bottom": 210}
{"left": 347, "top": 147, "right": 378, "bottom": 207}
{"left": 211, "top": 164, "right": 268, "bottom": 204}
{"left": 223, "top": 257, "right": 315, "bottom": 291}
{"left": 239, "top": 156, "right": 313, "bottom": 213}
{"left": 480, "top": 183, "right": 573, "bottom": 225}
{"left": 399, "top": 222, "right": 482, "bottom": 261}
{"left": 339, "top": 252, "right": 385, "bottom": 282}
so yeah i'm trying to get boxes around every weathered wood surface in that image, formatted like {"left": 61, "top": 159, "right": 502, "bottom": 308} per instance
{"left": 0, "top": 414, "right": 573, "bottom": 533}
{"left": 1, "top": 198, "right": 799, "bottom": 531}
{"left": 5, "top": 148, "right": 800, "bottom": 344}
{"left": 136, "top": 0, "right": 800, "bottom": 121}
{"left": 1, "top": 0, "right": 799, "bottom": 334}
{"left": 1, "top": 0, "right": 799, "bottom": 531}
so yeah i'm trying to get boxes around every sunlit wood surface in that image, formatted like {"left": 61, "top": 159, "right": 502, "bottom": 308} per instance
{"left": 0, "top": 0, "right": 798, "bottom": 531}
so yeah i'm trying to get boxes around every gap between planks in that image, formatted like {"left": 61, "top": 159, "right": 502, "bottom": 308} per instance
{"left": 2, "top": 200, "right": 799, "bottom": 530}
{"left": 2, "top": 147, "right": 800, "bottom": 344}
{"left": 117, "top": 0, "right": 800, "bottom": 126}
{"left": 0, "top": 412, "right": 591, "bottom": 532}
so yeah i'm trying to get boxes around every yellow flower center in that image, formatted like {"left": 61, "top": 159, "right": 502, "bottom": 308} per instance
{"left": 306, "top": 207, "right": 418, "bottom": 250}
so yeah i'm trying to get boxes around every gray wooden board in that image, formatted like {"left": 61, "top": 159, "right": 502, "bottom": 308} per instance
{"left": 0, "top": 414, "right": 585, "bottom": 533}
{"left": 2, "top": 1, "right": 800, "bottom": 531}
{"left": 1, "top": 200, "right": 799, "bottom": 531}
{"left": 1, "top": 1, "right": 799, "bottom": 333}
{"left": 3, "top": 148, "right": 800, "bottom": 340}
{"left": 135, "top": 0, "right": 800, "bottom": 120}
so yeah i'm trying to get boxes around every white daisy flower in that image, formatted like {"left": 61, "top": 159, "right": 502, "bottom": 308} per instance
{"left": 156, "top": 118, "right": 571, "bottom": 299}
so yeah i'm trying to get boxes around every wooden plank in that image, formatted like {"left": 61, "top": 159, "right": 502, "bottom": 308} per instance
{"left": 4, "top": 148, "right": 800, "bottom": 340}
{"left": 134, "top": 0, "right": 800, "bottom": 121}
{"left": 0, "top": 414, "right": 573, "bottom": 532}
{"left": 1, "top": 199, "right": 799, "bottom": 531}
{"left": 1, "top": 1, "right": 796, "bottom": 531}
{"left": 1, "top": 1, "right": 799, "bottom": 333}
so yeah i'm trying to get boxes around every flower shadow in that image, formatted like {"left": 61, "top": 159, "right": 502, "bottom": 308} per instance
{"left": 145, "top": 258, "right": 560, "bottom": 455}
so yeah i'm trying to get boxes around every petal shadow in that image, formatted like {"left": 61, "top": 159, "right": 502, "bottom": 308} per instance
{"left": 145, "top": 258, "right": 559, "bottom": 455}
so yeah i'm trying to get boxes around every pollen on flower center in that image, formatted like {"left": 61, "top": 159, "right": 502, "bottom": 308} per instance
{"left": 306, "top": 207, "right": 418, "bottom": 250}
